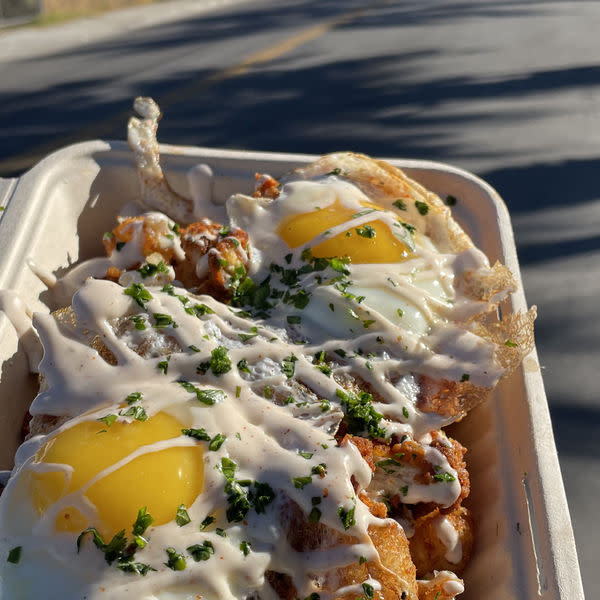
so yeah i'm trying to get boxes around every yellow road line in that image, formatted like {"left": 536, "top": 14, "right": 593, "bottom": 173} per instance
{"left": 0, "top": 0, "right": 392, "bottom": 176}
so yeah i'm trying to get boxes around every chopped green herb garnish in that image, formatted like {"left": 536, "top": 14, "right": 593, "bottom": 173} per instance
{"left": 7, "top": 547, "right": 21, "bottom": 564}
{"left": 359, "top": 555, "right": 367, "bottom": 565}
{"left": 137, "top": 261, "right": 168, "bottom": 279}
{"left": 505, "top": 339, "right": 518, "bottom": 347}
{"left": 326, "top": 168, "right": 342, "bottom": 176}
{"left": 216, "top": 528, "right": 226, "bottom": 537}
{"left": 125, "top": 392, "right": 143, "bottom": 405}
{"left": 400, "top": 485, "right": 409, "bottom": 496}
{"left": 336, "top": 388, "right": 386, "bottom": 439}
{"left": 116, "top": 561, "right": 155, "bottom": 575}
{"left": 192, "top": 303, "right": 215, "bottom": 316}
{"left": 402, "top": 406, "right": 409, "bottom": 419}
{"left": 281, "top": 354, "right": 298, "bottom": 378}
{"left": 177, "top": 381, "right": 226, "bottom": 405}
{"left": 175, "top": 504, "right": 191, "bottom": 527}
{"left": 182, "top": 427, "right": 211, "bottom": 441}
{"left": 316, "top": 364, "right": 332, "bottom": 377}
{"left": 209, "top": 433, "right": 227, "bottom": 451}
{"left": 397, "top": 308, "right": 403, "bottom": 318}
{"left": 120, "top": 405, "right": 148, "bottom": 422}
{"left": 461, "top": 373, "right": 470, "bottom": 382}
{"left": 352, "top": 208, "right": 377, "bottom": 219}
{"left": 298, "top": 450, "right": 313, "bottom": 459}
{"left": 187, "top": 541, "right": 214, "bottom": 561}
{"left": 209, "top": 346, "right": 232, "bottom": 376}
{"left": 287, "top": 315, "right": 302, "bottom": 325}
{"left": 237, "top": 358, "right": 251, "bottom": 374}
{"left": 165, "top": 547, "right": 186, "bottom": 571}
{"left": 188, "top": 344, "right": 201, "bottom": 353}
{"left": 128, "top": 315, "right": 146, "bottom": 330}
{"left": 116, "top": 241, "right": 126, "bottom": 252}
{"left": 392, "top": 199, "right": 407, "bottom": 211}
{"left": 311, "top": 463, "right": 327, "bottom": 476}
{"left": 235, "top": 386, "right": 241, "bottom": 398}
{"left": 362, "top": 583, "right": 375, "bottom": 599}
{"left": 124, "top": 283, "right": 153, "bottom": 308}
{"left": 337, "top": 503, "right": 356, "bottom": 530}
{"left": 355, "top": 225, "right": 376, "bottom": 238}
{"left": 132, "top": 506, "right": 153, "bottom": 538}
{"left": 152, "top": 313, "right": 177, "bottom": 329}
{"left": 239, "top": 540, "right": 252, "bottom": 556}
{"left": 238, "top": 332, "right": 258, "bottom": 342}
{"left": 157, "top": 356, "right": 170, "bottom": 374}
{"left": 415, "top": 200, "right": 429, "bottom": 215}
{"left": 433, "top": 471, "right": 456, "bottom": 483}
{"left": 308, "top": 507, "right": 322, "bottom": 522}
{"left": 292, "top": 476, "right": 313, "bottom": 489}
{"left": 284, "top": 253, "right": 293, "bottom": 264}
{"left": 98, "top": 414, "right": 117, "bottom": 428}
{"left": 199, "top": 515, "right": 216, "bottom": 531}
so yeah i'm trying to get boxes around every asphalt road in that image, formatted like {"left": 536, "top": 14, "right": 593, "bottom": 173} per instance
{"left": 1, "top": 0, "right": 598, "bottom": 595}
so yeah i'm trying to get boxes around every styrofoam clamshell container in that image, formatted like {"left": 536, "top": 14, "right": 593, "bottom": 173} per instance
{"left": 0, "top": 141, "right": 584, "bottom": 599}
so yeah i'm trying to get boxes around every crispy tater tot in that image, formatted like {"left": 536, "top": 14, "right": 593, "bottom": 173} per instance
{"left": 176, "top": 219, "right": 250, "bottom": 298}
{"left": 417, "top": 571, "right": 465, "bottom": 599}
{"left": 277, "top": 500, "right": 419, "bottom": 600}
{"left": 409, "top": 506, "right": 474, "bottom": 578}
{"left": 253, "top": 173, "right": 281, "bottom": 199}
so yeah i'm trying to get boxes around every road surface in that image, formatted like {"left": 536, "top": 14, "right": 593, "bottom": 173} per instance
{"left": 0, "top": 0, "right": 598, "bottom": 595}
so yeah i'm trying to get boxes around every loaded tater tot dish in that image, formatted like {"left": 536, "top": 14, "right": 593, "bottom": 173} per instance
{"left": 0, "top": 98, "right": 535, "bottom": 600}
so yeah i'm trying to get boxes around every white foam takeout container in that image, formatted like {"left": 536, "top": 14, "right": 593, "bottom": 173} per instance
{"left": 0, "top": 141, "right": 584, "bottom": 600}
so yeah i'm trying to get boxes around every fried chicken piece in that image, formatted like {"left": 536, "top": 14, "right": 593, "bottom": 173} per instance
{"left": 409, "top": 506, "right": 474, "bottom": 578}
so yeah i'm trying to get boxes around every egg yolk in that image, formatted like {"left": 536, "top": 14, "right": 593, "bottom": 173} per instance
{"left": 277, "top": 200, "right": 412, "bottom": 263}
{"left": 29, "top": 412, "right": 203, "bottom": 538}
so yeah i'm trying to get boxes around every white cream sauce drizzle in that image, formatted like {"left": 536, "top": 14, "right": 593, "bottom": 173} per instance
{"left": 434, "top": 516, "right": 463, "bottom": 564}
{"left": 0, "top": 175, "right": 505, "bottom": 599}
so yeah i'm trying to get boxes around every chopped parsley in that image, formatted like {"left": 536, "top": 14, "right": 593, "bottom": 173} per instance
{"left": 120, "top": 405, "right": 147, "bottom": 422}
{"left": 199, "top": 515, "right": 216, "bottom": 531}
{"left": 287, "top": 315, "right": 302, "bottom": 325}
{"left": 165, "top": 547, "right": 186, "bottom": 571}
{"left": 415, "top": 200, "right": 429, "bottom": 215}
{"left": 281, "top": 354, "right": 298, "bottom": 378}
{"left": 392, "top": 199, "right": 407, "bottom": 211}
{"left": 124, "top": 283, "right": 152, "bottom": 308}
{"left": 125, "top": 392, "right": 143, "bottom": 405}
{"left": 182, "top": 427, "right": 211, "bottom": 441}
{"left": 239, "top": 540, "right": 252, "bottom": 556}
{"left": 209, "top": 346, "right": 232, "bottom": 375}
{"left": 362, "top": 583, "right": 375, "bottom": 599}
{"left": 402, "top": 406, "right": 409, "bottom": 420}
{"left": 98, "top": 414, "right": 117, "bottom": 428}
{"left": 298, "top": 450, "right": 313, "bottom": 459}
{"left": 187, "top": 541, "right": 214, "bottom": 561}
{"left": 460, "top": 373, "right": 470, "bottom": 382}
{"left": 505, "top": 339, "right": 518, "bottom": 347}
{"left": 336, "top": 388, "right": 387, "bottom": 439}
{"left": 157, "top": 356, "right": 170, "bottom": 374}
{"left": 237, "top": 358, "right": 251, "bottom": 373}
{"left": 152, "top": 313, "right": 177, "bottom": 329}
{"left": 209, "top": 433, "right": 226, "bottom": 451}
{"left": 175, "top": 504, "right": 191, "bottom": 527}
{"left": 355, "top": 225, "right": 376, "bottom": 238}
{"left": 337, "top": 503, "right": 356, "bottom": 530}
{"left": 128, "top": 315, "right": 146, "bottom": 330}
{"left": 292, "top": 476, "right": 313, "bottom": 489}
{"left": 137, "top": 261, "right": 168, "bottom": 279}
{"left": 7, "top": 546, "right": 21, "bottom": 564}
{"left": 433, "top": 470, "right": 456, "bottom": 483}
{"left": 177, "top": 381, "right": 226, "bottom": 405}
{"left": 308, "top": 507, "right": 322, "bottom": 522}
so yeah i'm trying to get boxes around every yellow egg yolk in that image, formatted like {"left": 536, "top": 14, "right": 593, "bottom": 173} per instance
{"left": 29, "top": 411, "right": 203, "bottom": 538}
{"left": 276, "top": 200, "right": 412, "bottom": 263}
